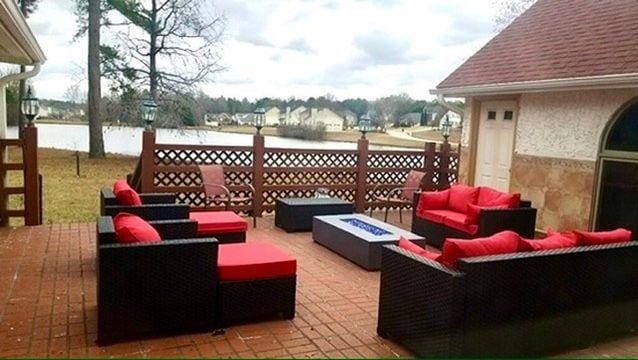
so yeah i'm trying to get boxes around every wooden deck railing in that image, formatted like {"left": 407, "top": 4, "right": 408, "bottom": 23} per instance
{"left": 135, "top": 130, "right": 460, "bottom": 214}
{"left": 0, "top": 126, "right": 42, "bottom": 226}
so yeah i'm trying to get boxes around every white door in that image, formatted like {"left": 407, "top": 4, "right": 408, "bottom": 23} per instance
{"left": 474, "top": 101, "right": 517, "bottom": 191}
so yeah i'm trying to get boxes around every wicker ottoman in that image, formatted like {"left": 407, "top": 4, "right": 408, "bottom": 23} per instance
{"left": 190, "top": 211, "right": 248, "bottom": 244}
{"left": 217, "top": 242, "right": 297, "bottom": 326}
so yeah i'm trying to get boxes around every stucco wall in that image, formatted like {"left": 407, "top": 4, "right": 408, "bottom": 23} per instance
{"left": 515, "top": 89, "right": 638, "bottom": 161}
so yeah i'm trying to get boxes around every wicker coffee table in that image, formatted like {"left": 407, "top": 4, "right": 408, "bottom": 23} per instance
{"left": 312, "top": 214, "right": 425, "bottom": 270}
{"left": 275, "top": 197, "right": 353, "bottom": 232}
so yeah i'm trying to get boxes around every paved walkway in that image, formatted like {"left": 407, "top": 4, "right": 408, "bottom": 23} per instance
{"left": 0, "top": 212, "right": 637, "bottom": 357}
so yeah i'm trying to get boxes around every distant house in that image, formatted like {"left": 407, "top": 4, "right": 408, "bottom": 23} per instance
{"left": 339, "top": 110, "right": 358, "bottom": 128}
{"left": 233, "top": 113, "right": 253, "bottom": 125}
{"left": 281, "top": 107, "right": 343, "bottom": 132}
{"left": 204, "top": 113, "right": 232, "bottom": 127}
{"left": 264, "top": 107, "right": 281, "bottom": 126}
{"left": 397, "top": 113, "right": 421, "bottom": 127}
{"left": 432, "top": 0, "right": 638, "bottom": 234}
{"left": 39, "top": 104, "right": 84, "bottom": 120}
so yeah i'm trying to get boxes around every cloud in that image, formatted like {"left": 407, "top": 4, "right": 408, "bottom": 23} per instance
{"left": 284, "top": 38, "right": 314, "bottom": 53}
{"left": 352, "top": 30, "right": 411, "bottom": 68}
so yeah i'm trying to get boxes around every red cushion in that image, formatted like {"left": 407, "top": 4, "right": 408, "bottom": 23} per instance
{"left": 464, "top": 203, "right": 509, "bottom": 225}
{"left": 519, "top": 233, "right": 576, "bottom": 251}
{"left": 448, "top": 184, "right": 479, "bottom": 213}
{"left": 113, "top": 212, "right": 161, "bottom": 244}
{"left": 438, "top": 230, "right": 520, "bottom": 268}
{"left": 547, "top": 227, "right": 578, "bottom": 243}
{"left": 113, "top": 180, "right": 142, "bottom": 206}
{"left": 398, "top": 237, "right": 439, "bottom": 261}
{"left": 477, "top": 186, "right": 521, "bottom": 208}
{"left": 416, "top": 189, "right": 450, "bottom": 215}
{"left": 442, "top": 212, "right": 478, "bottom": 235}
{"left": 573, "top": 228, "right": 632, "bottom": 246}
{"left": 190, "top": 211, "right": 248, "bottom": 234}
{"left": 217, "top": 242, "right": 297, "bottom": 281}
{"left": 418, "top": 209, "right": 460, "bottom": 223}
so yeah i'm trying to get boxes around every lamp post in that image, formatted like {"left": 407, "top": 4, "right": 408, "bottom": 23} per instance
{"left": 141, "top": 99, "right": 158, "bottom": 131}
{"left": 20, "top": 86, "right": 40, "bottom": 127}
{"left": 441, "top": 114, "right": 452, "bottom": 144}
{"left": 358, "top": 113, "right": 371, "bottom": 139}
{"left": 253, "top": 107, "right": 265, "bottom": 135}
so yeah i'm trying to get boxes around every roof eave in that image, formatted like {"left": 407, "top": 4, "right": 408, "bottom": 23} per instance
{"left": 431, "top": 73, "right": 638, "bottom": 97}
{"left": 0, "top": 0, "right": 46, "bottom": 65}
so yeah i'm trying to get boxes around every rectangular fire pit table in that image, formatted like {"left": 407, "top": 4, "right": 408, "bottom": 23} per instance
{"left": 275, "top": 197, "right": 354, "bottom": 232}
{"left": 313, "top": 214, "right": 426, "bottom": 270}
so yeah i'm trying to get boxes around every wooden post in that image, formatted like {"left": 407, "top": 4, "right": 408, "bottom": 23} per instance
{"left": 140, "top": 130, "right": 156, "bottom": 193}
{"left": 23, "top": 126, "right": 40, "bottom": 225}
{"left": 252, "top": 134, "right": 265, "bottom": 218}
{"left": 355, "top": 137, "right": 369, "bottom": 213}
{"left": 439, "top": 142, "right": 452, "bottom": 189}
{"left": 423, "top": 142, "right": 436, "bottom": 190}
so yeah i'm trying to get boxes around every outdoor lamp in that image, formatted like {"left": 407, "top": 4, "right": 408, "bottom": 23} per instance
{"left": 141, "top": 99, "right": 158, "bottom": 130}
{"left": 21, "top": 86, "right": 40, "bottom": 126}
{"left": 442, "top": 114, "right": 452, "bottom": 143}
{"left": 253, "top": 107, "right": 266, "bottom": 135}
{"left": 358, "top": 114, "right": 372, "bottom": 139}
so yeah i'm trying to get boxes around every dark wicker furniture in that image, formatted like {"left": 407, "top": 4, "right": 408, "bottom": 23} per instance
{"left": 377, "top": 242, "right": 638, "bottom": 357}
{"left": 100, "top": 187, "right": 190, "bottom": 220}
{"left": 96, "top": 216, "right": 218, "bottom": 345}
{"left": 411, "top": 192, "right": 537, "bottom": 248}
{"left": 275, "top": 197, "right": 353, "bottom": 232}
{"left": 313, "top": 214, "right": 425, "bottom": 270}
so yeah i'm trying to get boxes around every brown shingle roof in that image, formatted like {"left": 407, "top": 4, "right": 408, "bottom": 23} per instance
{"left": 437, "top": 0, "right": 638, "bottom": 90}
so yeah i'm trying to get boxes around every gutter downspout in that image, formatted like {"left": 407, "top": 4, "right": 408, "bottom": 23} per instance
{"left": 0, "top": 62, "right": 41, "bottom": 139}
{"left": 436, "top": 94, "right": 464, "bottom": 117}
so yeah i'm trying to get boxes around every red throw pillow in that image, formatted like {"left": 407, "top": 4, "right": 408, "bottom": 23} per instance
{"left": 573, "top": 228, "right": 632, "bottom": 246}
{"left": 113, "top": 212, "right": 161, "bottom": 243}
{"left": 447, "top": 184, "right": 479, "bottom": 214}
{"left": 464, "top": 203, "right": 508, "bottom": 225}
{"left": 438, "top": 230, "right": 520, "bottom": 268}
{"left": 398, "top": 237, "right": 439, "bottom": 261}
{"left": 417, "top": 189, "right": 450, "bottom": 214}
{"left": 113, "top": 180, "right": 142, "bottom": 206}
{"left": 477, "top": 186, "right": 521, "bottom": 208}
{"left": 518, "top": 233, "right": 576, "bottom": 251}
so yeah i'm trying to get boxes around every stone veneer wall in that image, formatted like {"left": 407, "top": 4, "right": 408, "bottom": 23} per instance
{"left": 511, "top": 89, "right": 638, "bottom": 231}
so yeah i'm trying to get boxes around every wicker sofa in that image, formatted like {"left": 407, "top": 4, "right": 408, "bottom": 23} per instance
{"left": 100, "top": 187, "right": 190, "bottom": 220}
{"left": 411, "top": 187, "right": 537, "bottom": 248}
{"left": 377, "top": 242, "right": 638, "bottom": 357}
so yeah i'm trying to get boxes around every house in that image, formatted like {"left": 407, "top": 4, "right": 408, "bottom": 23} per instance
{"left": 432, "top": 0, "right": 638, "bottom": 234}
{"left": 339, "top": 110, "right": 358, "bottom": 128}
{"left": 0, "top": 0, "right": 46, "bottom": 138}
{"left": 204, "top": 113, "right": 232, "bottom": 127}
{"left": 397, "top": 113, "right": 421, "bottom": 127}
{"left": 286, "top": 107, "right": 344, "bottom": 132}
{"left": 264, "top": 106, "right": 280, "bottom": 126}
{"left": 233, "top": 113, "right": 253, "bottom": 125}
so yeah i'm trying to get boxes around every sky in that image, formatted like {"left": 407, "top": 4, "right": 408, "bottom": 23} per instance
{"left": 24, "top": 0, "right": 499, "bottom": 101}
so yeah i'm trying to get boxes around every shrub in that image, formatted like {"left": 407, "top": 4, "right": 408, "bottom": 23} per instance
{"left": 277, "top": 124, "right": 326, "bottom": 141}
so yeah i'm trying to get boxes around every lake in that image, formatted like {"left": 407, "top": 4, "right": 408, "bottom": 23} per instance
{"left": 7, "top": 123, "right": 410, "bottom": 156}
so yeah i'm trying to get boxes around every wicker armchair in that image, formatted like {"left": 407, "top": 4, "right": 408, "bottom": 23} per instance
{"left": 199, "top": 164, "right": 257, "bottom": 227}
{"left": 96, "top": 216, "right": 218, "bottom": 345}
{"left": 100, "top": 187, "right": 190, "bottom": 220}
{"left": 370, "top": 170, "right": 425, "bottom": 223}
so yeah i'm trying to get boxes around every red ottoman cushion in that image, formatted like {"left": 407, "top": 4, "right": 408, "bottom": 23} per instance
{"left": 190, "top": 211, "right": 248, "bottom": 235}
{"left": 218, "top": 242, "right": 297, "bottom": 281}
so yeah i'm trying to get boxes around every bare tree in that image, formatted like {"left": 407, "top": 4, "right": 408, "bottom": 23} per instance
{"left": 493, "top": 0, "right": 536, "bottom": 31}
{"left": 88, "top": 0, "right": 105, "bottom": 158}
{"left": 105, "top": 0, "right": 225, "bottom": 101}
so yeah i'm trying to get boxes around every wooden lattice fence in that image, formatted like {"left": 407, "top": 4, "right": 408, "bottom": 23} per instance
{"left": 134, "top": 131, "right": 460, "bottom": 214}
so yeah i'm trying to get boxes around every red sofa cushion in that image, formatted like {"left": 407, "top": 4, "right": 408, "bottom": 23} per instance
{"left": 519, "top": 233, "right": 576, "bottom": 251}
{"left": 547, "top": 227, "right": 578, "bottom": 243}
{"left": 448, "top": 184, "right": 479, "bottom": 213}
{"left": 416, "top": 189, "right": 450, "bottom": 215}
{"left": 113, "top": 212, "right": 161, "bottom": 244}
{"left": 113, "top": 180, "right": 142, "bottom": 206}
{"left": 189, "top": 211, "right": 248, "bottom": 235}
{"left": 464, "top": 203, "right": 509, "bottom": 225}
{"left": 418, "top": 209, "right": 460, "bottom": 224}
{"left": 438, "top": 230, "right": 520, "bottom": 268}
{"left": 477, "top": 186, "right": 521, "bottom": 208}
{"left": 398, "top": 237, "right": 439, "bottom": 261}
{"left": 573, "top": 228, "right": 632, "bottom": 246}
{"left": 217, "top": 242, "right": 297, "bottom": 281}
{"left": 442, "top": 212, "right": 478, "bottom": 235}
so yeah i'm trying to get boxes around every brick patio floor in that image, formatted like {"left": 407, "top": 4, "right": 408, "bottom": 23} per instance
{"left": 1, "top": 211, "right": 638, "bottom": 358}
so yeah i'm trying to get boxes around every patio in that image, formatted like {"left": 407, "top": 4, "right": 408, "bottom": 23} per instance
{"left": 0, "top": 212, "right": 637, "bottom": 358}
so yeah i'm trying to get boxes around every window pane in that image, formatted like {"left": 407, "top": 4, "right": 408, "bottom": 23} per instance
{"left": 487, "top": 111, "right": 496, "bottom": 120}
{"left": 606, "top": 103, "right": 638, "bottom": 151}
{"left": 596, "top": 160, "right": 638, "bottom": 239}
{"left": 504, "top": 111, "right": 514, "bottom": 120}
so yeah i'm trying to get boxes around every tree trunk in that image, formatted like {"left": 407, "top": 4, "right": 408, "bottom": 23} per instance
{"left": 149, "top": 0, "right": 158, "bottom": 101}
{"left": 88, "top": 0, "right": 105, "bottom": 158}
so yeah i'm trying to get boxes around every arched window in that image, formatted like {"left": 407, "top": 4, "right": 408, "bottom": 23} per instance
{"left": 605, "top": 102, "right": 638, "bottom": 152}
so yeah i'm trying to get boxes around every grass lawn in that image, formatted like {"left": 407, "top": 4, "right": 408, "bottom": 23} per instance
{"left": 411, "top": 128, "right": 462, "bottom": 144}
{"left": 8, "top": 148, "right": 137, "bottom": 225}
